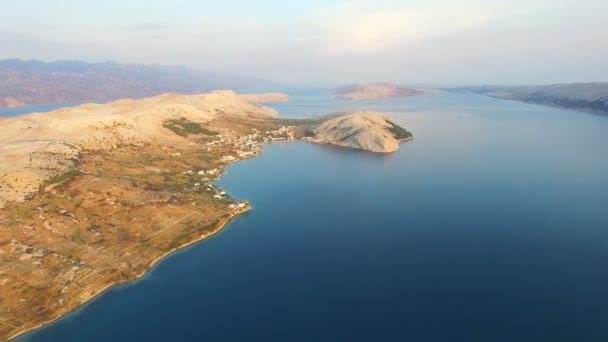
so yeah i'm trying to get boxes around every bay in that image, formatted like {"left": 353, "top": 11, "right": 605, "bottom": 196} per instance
{"left": 16, "top": 92, "right": 608, "bottom": 341}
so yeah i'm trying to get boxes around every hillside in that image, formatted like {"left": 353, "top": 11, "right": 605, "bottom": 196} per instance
{"left": 0, "top": 59, "right": 277, "bottom": 108}
{"left": 0, "top": 91, "right": 278, "bottom": 207}
{"left": 336, "top": 82, "right": 423, "bottom": 100}
{"left": 450, "top": 83, "right": 608, "bottom": 113}
{"left": 0, "top": 90, "right": 290, "bottom": 340}
{"left": 300, "top": 111, "right": 413, "bottom": 153}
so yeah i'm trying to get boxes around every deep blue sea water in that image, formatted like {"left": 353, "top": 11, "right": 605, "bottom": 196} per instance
{"left": 14, "top": 92, "right": 608, "bottom": 341}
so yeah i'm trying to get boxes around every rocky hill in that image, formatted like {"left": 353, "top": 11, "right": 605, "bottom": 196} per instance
{"left": 0, "top": 59, "right": 277, "bottom": 108}
{"left": 336, "top": 82, "right": 423, "bottom": 100}
{"left": 450, "top": 83, "right": 608, "bottom": 113}
{"left": 306, "top": 111, "right": 413, "bottom": 153}
{"left": 0, "top": 90, "right": 278, "bottom": 207}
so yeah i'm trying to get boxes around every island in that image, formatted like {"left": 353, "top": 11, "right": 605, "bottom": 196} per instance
{"left": 0, "top": 91, "right": 412, "bottom": 340}
{"left": 297, "top": 111, "right": 413, "bottom": 153}
{"left": 336, "top": 82, "right": 424, "bottom": 101}
{"left": 449, "top": 83, "right": 608, "bottom": 114}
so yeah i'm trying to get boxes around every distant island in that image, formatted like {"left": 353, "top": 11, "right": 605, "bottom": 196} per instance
{"left": 0, "top": 91, "right": 412, "bottom": 340}
{"left": 336, "top": 82, "right": 424, "bottom": 101}
{"left": 0, "top": 59, "right": 277, "bottom": 108}
{"left": 449, "top": 83, "right": 608, "bottom": 114}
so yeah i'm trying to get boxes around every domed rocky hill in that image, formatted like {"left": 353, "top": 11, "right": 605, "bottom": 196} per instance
{"left": 306, "top": 111, "right": 413, "bottom": 153}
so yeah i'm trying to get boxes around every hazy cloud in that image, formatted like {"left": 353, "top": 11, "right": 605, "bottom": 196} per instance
{"left": 0, "top": 0, "right": 607, "bottom": 85}
{"left": 307, "top": 2, "right": 496, "bottom": 56}
{"left": 135, "top": 23, "right": 177, "bottom": 31}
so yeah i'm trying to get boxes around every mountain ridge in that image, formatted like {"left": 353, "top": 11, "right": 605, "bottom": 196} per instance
{"left": 0, "top": 59, "right": 279, "bottom": 108}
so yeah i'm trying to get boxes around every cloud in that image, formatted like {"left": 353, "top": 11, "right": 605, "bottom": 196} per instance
{"left": 307, "top": 1, "right": 504, "bottom": 56}
{"left": 135, "top": 23, "right": 177, "bottom": 31}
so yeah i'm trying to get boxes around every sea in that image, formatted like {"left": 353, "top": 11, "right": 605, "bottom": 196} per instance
{"left": 7, "top": 90, "right": 608, "bottom": 341}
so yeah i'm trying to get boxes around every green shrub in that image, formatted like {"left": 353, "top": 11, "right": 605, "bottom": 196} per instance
{"left": 386, "top": 121, "right": 413, "bottom": 140}
{"left": 163, "top": 118, "right": 218, "bottom": 137}
{"left": 45, "top": 169, "right": 81, "bottom": 185}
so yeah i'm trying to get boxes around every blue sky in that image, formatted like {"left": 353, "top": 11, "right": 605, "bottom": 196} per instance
{"left": 1, "top": 0, "right": 607, "bottom": 85}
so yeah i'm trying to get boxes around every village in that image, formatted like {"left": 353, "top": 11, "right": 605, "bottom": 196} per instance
{"left": 177, "top": 125, "right": 296, "bottom": 210}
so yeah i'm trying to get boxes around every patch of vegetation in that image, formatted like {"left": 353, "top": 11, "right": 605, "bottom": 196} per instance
{"left": 273, "top": 118, "right": 324, "bottom": 126}
{"left": 44, "top": 169, "right": 81, "bottom": 185}
{"left": 166, "top": 235, "right": 189, "bottom": 251}
{"left": 14, "top": 205, "right": 33, "bottom": 219}
{"left": 304, "top": 129, "right": 317, "bottom": 137}
{"left": 163, "top": 117, "right": 219, "bottom": 137}
{"left": 386, "top": 120, "right": 413, "bottom": 140}
{"left": 70, "top": 229, "right": 84, "bottom": 244}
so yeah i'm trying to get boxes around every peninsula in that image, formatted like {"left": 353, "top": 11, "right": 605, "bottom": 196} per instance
{"left": 0, "top": 91, "right": 412, "bottom": 341}
{"left": 449, "top": 83, "right": 608, "bottom": 114}
{"left": 336, "top": 82, "right": 423, "bottom": 101}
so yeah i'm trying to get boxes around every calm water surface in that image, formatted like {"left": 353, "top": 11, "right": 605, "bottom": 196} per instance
{"left": 16, "top": 92, "right": 608, "bottom": 341}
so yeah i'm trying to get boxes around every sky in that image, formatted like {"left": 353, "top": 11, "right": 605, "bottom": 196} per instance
{"left": 1, "top": 0, "right": 607, "bottom": 86}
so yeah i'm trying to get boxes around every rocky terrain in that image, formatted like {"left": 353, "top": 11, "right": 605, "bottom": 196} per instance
{"left": 450, "top": 83, "right": 608, "bottom": 113}
{"left": 0, "top": 90, "right": 292, "bottom": 340}
{"left": 0, "top": 91, "right": 278, "bottom": 209}
{"left": 0, "top": 59, "right": 277, "bottom": 108}
{"left": 0, "top": 142, "right": 79, "bottom": 208}
{"left": 336, "top": 82, "right": 423, "bottom": 101}
{"left": 303, "top": 111, "right": 413, "bottom": 153}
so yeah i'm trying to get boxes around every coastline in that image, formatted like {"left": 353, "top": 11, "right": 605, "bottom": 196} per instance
{"left": 305, "top": 135, "right": 413, "bottom": 154}
{"left": 6, "top": 134, "right": 409, "bottom": 341}
{"left": 7, "top": 205, "right": 251, "bottom": 341}
{"left": 399, "top": 136, "right": 414, "bottom": 143}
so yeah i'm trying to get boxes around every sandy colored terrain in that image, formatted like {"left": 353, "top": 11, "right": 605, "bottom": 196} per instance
{"left": 307, "top": 111, "right": 413, "bottom": 153}
{"left": 0, "top": 91, "right": 279, "bottom": 209}
{"left": 0, "top": 91, "right": 292, "bottom": 341}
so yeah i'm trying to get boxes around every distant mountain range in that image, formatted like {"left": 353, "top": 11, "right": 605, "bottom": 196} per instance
{"left": 0, "top": 59, "right": 277, "bottom": 108}
{"left": 449, "top": 83, "right": 608, "bottom": 114}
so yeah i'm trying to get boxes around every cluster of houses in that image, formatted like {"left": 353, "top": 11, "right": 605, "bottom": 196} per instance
{"left": 229, "top": 202, "right": 248, "bottom": 209}
{"left": 220, "top": 155, "right": 236, "bottom": 163}
{"left": 265, "top": 126, "right": 295, "bottom": 141}
{"left": 173, "top": 125, "right": 293, "bottom": 213}
{"left": 183, "top": 168, "right": 219, "bottom": 176}
{"left": 189, "top": 181, "right": 247, "bottom": 209}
